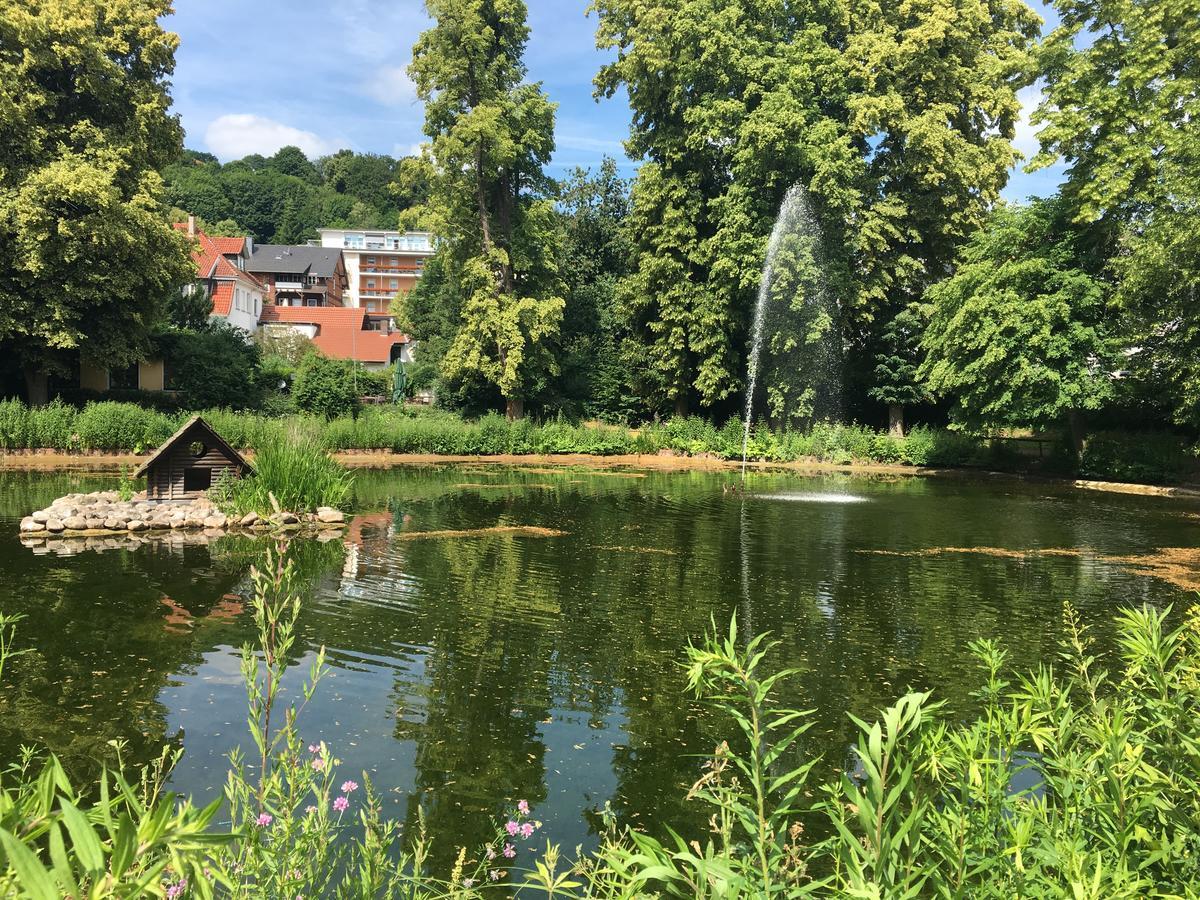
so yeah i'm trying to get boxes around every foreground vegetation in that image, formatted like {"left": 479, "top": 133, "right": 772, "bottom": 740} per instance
{"left": 1, "top": 398, "right": 1197, "bottom": 485}
{"left": 2, "top": 545, "right": 1199, "bottom": 897}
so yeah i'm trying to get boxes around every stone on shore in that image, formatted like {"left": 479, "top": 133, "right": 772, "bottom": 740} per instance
{"left": 20, "top": 489, "right": 342, "bottom": 540}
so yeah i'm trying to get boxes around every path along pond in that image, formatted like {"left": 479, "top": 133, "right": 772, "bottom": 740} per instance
{"left": 2, "top": 464, "right": 1198, "bottom": 858}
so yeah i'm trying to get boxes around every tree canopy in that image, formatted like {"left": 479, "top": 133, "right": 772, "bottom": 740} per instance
{"left": 0, "top": 0, "right": 193, "bottom": 402}
{"left": 399, "top": 0, "right": 564, "bottom": 419}
{"left": 163, "top": 146, "right": 426, "bottom": 244}
{"left": 920, "top": 200, "right": 1113, "bottom": 441}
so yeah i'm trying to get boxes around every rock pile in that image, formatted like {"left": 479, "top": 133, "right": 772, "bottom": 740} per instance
{"left": 19, "top": 491, "right": 347, "bottom": 538}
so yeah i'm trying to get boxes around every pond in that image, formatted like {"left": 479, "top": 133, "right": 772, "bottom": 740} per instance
{"left": 1, "top": 464, "right": 1198, "bottom": 859}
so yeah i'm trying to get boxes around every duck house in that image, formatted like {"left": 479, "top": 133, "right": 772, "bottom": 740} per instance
{"left": 134, "top": 415, "right": 252, "bottom": 502}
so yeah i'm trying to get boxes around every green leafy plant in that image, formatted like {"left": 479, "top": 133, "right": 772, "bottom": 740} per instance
{"left": 217, "top": 430, "right": 350, "bottom": 515}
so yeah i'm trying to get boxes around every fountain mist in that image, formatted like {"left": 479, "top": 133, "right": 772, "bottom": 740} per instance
{"left": 741, "top": 185, "right": 837, "bottom": 476}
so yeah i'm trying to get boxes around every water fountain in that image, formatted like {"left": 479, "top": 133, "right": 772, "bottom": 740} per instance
{"left": 740, "top": 185, "right": 841, "bottom": 478}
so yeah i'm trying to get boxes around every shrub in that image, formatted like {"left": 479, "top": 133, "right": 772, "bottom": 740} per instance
{"left": 292, "top": 355, "right": 361, "bottom": 419}
{"left": 218, "top": 430, "right": 351, "bottom": 514}
{"left": 1080, "top": 431, "right": 1196, "bottom": 484}
{"left": 158, "top": 324, "right": 263, "bottom": 409}
{"left": 73, "top": 402, "right": 176, "bottom": 451}
{"left": 901, "top": 426, "right": 982, "bottom": 467}
{"left": 28, "top": 399, "right": 79, "bottom": 450}
{"left": 0, "top": 399, "right": 30, "bottom": 449}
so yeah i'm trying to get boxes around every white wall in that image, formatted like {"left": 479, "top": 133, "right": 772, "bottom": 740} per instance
{"left": 220, "top": 281, "right": 264, "bottom": 334}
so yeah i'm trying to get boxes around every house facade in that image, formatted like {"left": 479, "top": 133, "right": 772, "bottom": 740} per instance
{"left": 173, "top": 218, "right": 265, "bottom": 333}
{"left": 247, "top": 245, "right": 348, "bottom": 307}
{"left": 316, "top": 229, "right": 435, "bottom": 314}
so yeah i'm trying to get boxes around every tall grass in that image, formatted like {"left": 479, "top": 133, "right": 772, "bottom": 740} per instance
{"left": 0, "top": 399, "right": 1195, "bottom": 483}
{"left": 217, "top": 431, "right": 351, "bottom": 515}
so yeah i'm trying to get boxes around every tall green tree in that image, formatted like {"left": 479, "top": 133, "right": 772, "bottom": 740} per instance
{"left": 869, "top": 305, "right": 927, "bottom": 436}
{"left": 0, "top": 0, "right": 193, "bottom": 403}
{"left": 919, "top": 200, "right": 1113, "bottom": 450}
{"left": 594, "top": 0, "right": 856, "bottom": 417}
{"left": 593, "top": 0, "right": 1038, "bottom": 420}
{"left": 403, "top": 0, "right": 564, "bottom": 419}
{"left": 1031, "top": 0, "right": 1200, "bottom": 425}
{"left": 551, "top": 158, "right": 637, "bottom": 420}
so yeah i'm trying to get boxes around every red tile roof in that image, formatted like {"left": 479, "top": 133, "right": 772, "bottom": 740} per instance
{"left": 173, "top": 222, "right": 265, "bottom": 291}
{"left": 211, "top": 282, "right": 234, "bottom": 316}
{"left": 211, "top": 236, "right": 248, "bottom": 255}
{"left": 258, "top": 306, "right": 369, "bottom": 326}
{"left": 258, "top": 305, "right": 409, "bottom": 363}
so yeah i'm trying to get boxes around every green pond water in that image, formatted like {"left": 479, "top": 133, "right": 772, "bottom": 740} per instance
{"left": 1, "top": 465, "right": 1198, "bottom": 857}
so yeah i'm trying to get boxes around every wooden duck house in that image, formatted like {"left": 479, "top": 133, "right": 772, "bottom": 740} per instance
{"left": 134, "top": 415, "right": 252, "bottom": 502}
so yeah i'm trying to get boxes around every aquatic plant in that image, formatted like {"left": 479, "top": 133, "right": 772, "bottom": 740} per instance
{"left": 217, "top": 431, "right": 351, "bottom": 515}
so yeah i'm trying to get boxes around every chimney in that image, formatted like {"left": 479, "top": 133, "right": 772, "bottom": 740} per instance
{"left": 187, "top": 214, "right": 196, "bottom": 237}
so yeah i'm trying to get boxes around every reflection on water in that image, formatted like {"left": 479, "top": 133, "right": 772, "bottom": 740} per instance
{"left": 750, "top": 491, "right": 869, "bottom": 504}
{"left": 0, "top": 466, "right": 1197, "bottom": 858}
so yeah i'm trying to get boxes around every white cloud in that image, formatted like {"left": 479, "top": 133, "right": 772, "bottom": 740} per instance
{"left": 393, "top": 141, "right": 426, "bottom": 159}
{"left": 204, "top": 114, "right": 345, "bottom": 161}
{"left": 1012, "top": 85, "right": 1045, "bottom": 159}
{"left": 365, "top": 65, "right": 418, "bottom": 106}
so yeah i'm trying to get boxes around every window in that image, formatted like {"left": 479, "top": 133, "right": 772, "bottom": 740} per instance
{"left": 183, "top": 468, "right": 212, "bottom": 492}
{"left": 110, "top": 363, "right": 138, "bottom": 390}
{"left": 367, "top": 256, "right": 375, "bottom": 265}
{"left": 390, "top": 279, "right": 398, "bottom": 289}
{"left": 366, "top": 280, "right": 375, "bottom": 289}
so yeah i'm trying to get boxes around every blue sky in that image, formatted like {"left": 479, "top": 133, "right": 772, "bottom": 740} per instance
{"left": 168, "top": 0, "right": 1064, "bottom": 202}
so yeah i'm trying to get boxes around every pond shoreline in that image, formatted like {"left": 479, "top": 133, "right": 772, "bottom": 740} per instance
{"left": 3, "top": 448, "right": 1199, "bottom": 498}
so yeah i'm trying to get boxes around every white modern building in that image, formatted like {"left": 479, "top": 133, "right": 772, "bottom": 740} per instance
{"left": 316, "top": 229, "right": 436, "bottom": 314}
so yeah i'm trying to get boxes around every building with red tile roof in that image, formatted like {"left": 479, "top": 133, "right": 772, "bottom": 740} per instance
{"left": 173, "top": 218, "right": 265, "bottom": 332}
{"left": 258, "top": 305, "right": 411, "bottom": 368}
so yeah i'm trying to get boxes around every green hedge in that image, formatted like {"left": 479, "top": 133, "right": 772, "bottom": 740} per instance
{"left": 1, "top": 400, "right": 1195, "bottom": 484}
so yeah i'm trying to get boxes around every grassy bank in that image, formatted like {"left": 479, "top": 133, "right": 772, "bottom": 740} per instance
{"left": 2, "top": 546, "right": 1199, "bottom": 897}
{"left": 1, "top": 399, "right": 1196, "bottom": 485}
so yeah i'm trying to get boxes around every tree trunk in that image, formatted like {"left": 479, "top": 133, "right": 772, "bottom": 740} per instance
{"left": 1066, "top": 409, "right": 1087, "bottom": 458}
{"left": 888, "top": 403, "right": 904, "bottom": 438}
{"left": 23, "top": 366, "right": 48, "bottom": 407}
{"left": 674, "top": 395, "right": 689, "bottom": 418}
{"left": 506, "top": 397, "right": 524, "bottom": 421}
{"left": 474, "top": 144, "right": 492, "bottom": 255}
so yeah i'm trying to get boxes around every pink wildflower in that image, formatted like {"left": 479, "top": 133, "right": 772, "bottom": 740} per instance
{"left": 503, "top": 843, "right": 516, "bottom": 859}
{"left": 308, "top": 744, "right": 320, "bottom": 753}
{"left": 519, "top": 822, "right": 534, "bottom": 839}
{"left": 256, "top": 813, "right": 273, "bottom": 827}
{"left": 517, "top": 799, "right": 530, "bottom": 815}
{"left": 489, "top": 869, "right": 502, "bottom": 881}
{"left": 462, "top": 878, "right": 475, "bottom": 888}
{"left": 333, "top": 795, "right": 349, "bottom": 813}
{"left": 485, "top": 846, "right": 496, "bottom": 860}
{"left": 505, "top": 820, "right": 519, "bottom": 836}
{"left": 305, "top": 805, "right": 317, "bottom": 815}
{"left": 311, "top": 758, "right": 325, "bottom": 771}
{"left": 166, "top": 879, "right": 187, "bottom": 899}
{"left": 340, "top": 780, "right": 358, "bottom": 793}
